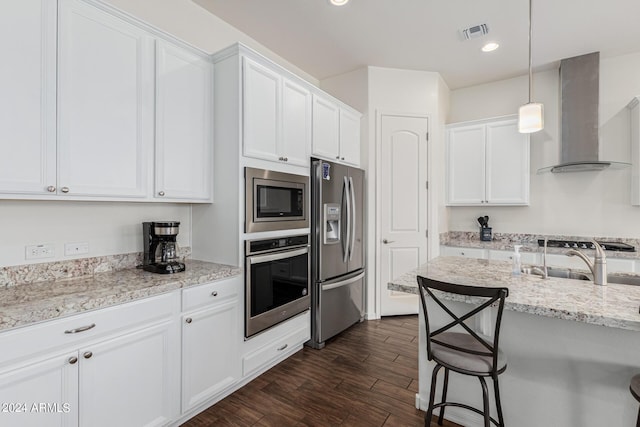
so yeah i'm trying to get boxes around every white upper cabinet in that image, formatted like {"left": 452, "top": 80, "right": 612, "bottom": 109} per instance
{"left": 57, "top": 0, "right": 153, "bottom": 198}
{"left": 281, "top": 79, "right": 312, "bottom": 166}
{"left": 155, "top": 41, "right": 213, "bottom": 202}
{"left": 447, "top": 116, "right": 529, "bottom": 206}
{"left": 243, "top": 57, "right": 311, "bottom": 167}
{"left": 312, "top": 94, "right": 361, "bottom": 166}
{"left": 0, "top": 0, "right": 57, "bottom": 195}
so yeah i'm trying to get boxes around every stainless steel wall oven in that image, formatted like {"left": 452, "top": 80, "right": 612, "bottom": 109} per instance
{"left": 245, "top": 234, "right": 310, "bottom": 337}
{"left": 245, "top": 167, "right": 309, "bottom": 233}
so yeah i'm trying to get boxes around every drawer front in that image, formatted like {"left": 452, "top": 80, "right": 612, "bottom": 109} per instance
{"left": 441, "top": 246, "right": 487, "bottom": 259}
{"left": 242, "top": 323, "right": 309, "bottom": 376}
{"left": 182, "top": 276, "right": 241, "bottom": 312}
{"left": 0, "top": 291, "right": 179, "bottom": 368}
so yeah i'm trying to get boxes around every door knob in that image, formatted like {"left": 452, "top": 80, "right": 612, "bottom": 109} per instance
{"left": 382, "top": 239, "right": 395, "bottom": 244}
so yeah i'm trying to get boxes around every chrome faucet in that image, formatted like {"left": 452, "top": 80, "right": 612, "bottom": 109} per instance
{"left": 566, "top": 239, "right": 607, "bottom": 286}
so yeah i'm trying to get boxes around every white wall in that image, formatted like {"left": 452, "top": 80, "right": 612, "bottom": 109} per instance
{"left": 0, "top": 0, "right": 321, "bottom": 268}
{"left": 448, "top": 52, "right": 640, "bottom": 238}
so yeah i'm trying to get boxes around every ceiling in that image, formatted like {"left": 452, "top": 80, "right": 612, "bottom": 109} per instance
{"left": 193, "top": 0, "right": 640, "bottom": 90}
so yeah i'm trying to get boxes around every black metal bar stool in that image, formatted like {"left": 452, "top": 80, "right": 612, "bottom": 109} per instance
{"left": 417, "top": 276, "right": 509, "bottom": 427}
{"left": 630, "top": 374, "right": 640, "bottom": 427}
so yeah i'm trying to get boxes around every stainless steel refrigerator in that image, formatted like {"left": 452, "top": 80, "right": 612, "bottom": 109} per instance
{"left": 308, "top": 158, "right": 365, "bottom": 349}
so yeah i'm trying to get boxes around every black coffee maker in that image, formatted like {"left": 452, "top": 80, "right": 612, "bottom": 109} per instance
{"left": 142, "top": 221, "right": 186, "bottom": 274}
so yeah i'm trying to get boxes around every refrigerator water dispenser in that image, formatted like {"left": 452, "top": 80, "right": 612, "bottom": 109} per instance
{"left": 323, "top": 203, "right": 341, "bottom": 244}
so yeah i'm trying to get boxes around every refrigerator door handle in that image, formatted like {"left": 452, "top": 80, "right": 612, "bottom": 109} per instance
{"left": 348, "top": 176, "right": 356, "bottom": 261}
{"left": 342, "top": 176, "right": 350, "bottom": 263}
{"left": 321, "top": 271, "right": 365, "bottom": 291}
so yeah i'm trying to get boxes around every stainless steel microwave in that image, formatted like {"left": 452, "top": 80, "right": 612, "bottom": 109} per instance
{"left": 245, "top": 167, "right": 309, "bottom": 233}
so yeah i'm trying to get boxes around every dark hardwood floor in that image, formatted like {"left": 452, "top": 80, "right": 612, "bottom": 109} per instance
{"left": 181, "top": 315, "right": 461, "bottom": 427}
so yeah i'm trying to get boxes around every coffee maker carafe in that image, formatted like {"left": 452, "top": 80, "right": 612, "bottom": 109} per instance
{"left": 142, "top": 221, "right": 186, "bottom": 274}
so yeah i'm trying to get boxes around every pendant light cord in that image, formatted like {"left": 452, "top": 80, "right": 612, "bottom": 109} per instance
{"left": 528, "top": 0, "right": 533, "bottom": 103}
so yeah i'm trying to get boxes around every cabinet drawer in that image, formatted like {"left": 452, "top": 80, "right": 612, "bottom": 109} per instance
{"left": 242, "top": 323, "right": 309, "bottom": 376}
{"left": 182, "top": 276, "right": 241, "bottom": 312}
{"left": 489, "top": 249, "right": 538, "bottom": 264}
{"left": 441, "top": 246, "right": 487, "bottom": 259}
{"left": 0, "top": 291, "right": 179, "bottom": 368}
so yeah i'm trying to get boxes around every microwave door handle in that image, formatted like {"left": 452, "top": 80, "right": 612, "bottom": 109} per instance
{"left": 343, "top": 176, "right": 350, "bottom": 264}
{"left": 349, "top": 176, "right": 356, "bottom": 261}
{"left": 249, "top": 246, "right": 309, "bottom": 264}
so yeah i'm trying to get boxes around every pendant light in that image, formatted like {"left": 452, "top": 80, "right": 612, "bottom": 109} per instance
{"left": 518, "top": 0, "right": 544, "bottom": 133}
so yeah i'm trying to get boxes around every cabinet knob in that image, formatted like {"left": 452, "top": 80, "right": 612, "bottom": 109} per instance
{"left": 211, "top": 291, "right": 218, "bottom": 297}
{"left": 341, "top": 157, "right": 345, "bottom": 161}
{"left": 61, "top": 187, "right": 70, "bottom": 193}
{"left": 68, "top": 356, "right": 78, "bottom": 365}
{"left": 83, "top": 351, "right": 93, "bottom": 359}
{"left": 47, "top": 185, "right": 56, "bottom": 193}
{"left": 277, "top": 343, "right": 288, "bottom": 351}
{"left": 158, "top": 191, "right": 165, "bottom": 197}
{"left": 336, "top": 156, "right": 340, "bottom": 159}
{"left": 185, "top": 317, "right": 192, "bottom": 324}
{"left": 283, "top": 157, "right": 288, "bottom": 162}
{"left": 278, "top": 156, "right": 284, "bottom": 161}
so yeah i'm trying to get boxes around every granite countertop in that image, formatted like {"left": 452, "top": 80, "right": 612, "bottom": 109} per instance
{"left": 389, "top": 256, "right": 640, "bottom": 331}
{"left": 0, "top": 260, "right": 242, "bottom": 332}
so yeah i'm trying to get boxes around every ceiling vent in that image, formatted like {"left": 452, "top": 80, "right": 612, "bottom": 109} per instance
{"left": 460, "top": 23, "right": 489, "bottom": 41}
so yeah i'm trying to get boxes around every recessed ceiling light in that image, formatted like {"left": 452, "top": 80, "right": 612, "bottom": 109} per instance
{"left": 481, "top": 42, "right": 500, "bottom": 52}
{"left": 329, "top": 0, "right": 349, "bottom": 6}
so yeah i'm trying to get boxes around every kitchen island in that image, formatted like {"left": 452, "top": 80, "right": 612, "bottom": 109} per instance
{"left": 389, "top": 256, "right": 640, "bottom": 427}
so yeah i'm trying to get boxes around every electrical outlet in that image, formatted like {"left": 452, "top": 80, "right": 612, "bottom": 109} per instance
{"left": 25, "top": 243, "right": 55, "bottom": 260}
{"left": 65, "top": 242, "right": 89, "bottom": 256}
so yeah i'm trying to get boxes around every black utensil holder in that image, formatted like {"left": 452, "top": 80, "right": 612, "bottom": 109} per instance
{"left": 480, "top": 227, "right": 492, "bottom": 241}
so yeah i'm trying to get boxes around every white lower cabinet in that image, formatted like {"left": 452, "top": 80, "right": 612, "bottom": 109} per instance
{"left": 181, "top": 277, "right": 241, "bottom": 413}
{"left": 440, "top": 246, "right": 487, "bottom": 259}
{"left": 0, "top": 292, "right": 180, "bottom": 427}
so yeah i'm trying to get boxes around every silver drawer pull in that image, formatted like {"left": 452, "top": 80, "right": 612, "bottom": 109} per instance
{"left": 185, "top": 318, "right": 193, "bottom": 324}
{"left": 211, "top": 291, "right": 218, "bottom": 297}
{"left": 83, "top": 351, "right": 93, "bottom": 359}
{"left": 277, "top": 344, "right": 288, "bottom": 351}
{"left": 68, "top": 356, "right": 78, "bottom": 365}
{"left": 64, "top": 323, "right": 96, "bottom": 334}
{"left": 61, "top": 187, "right": 70, "bottom": 193}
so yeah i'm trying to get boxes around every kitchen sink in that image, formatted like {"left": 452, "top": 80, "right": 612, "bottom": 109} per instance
{"left": 521, "top": 265, "right": 640, "bottom": 286}
{"left": 521, "top": 266, "right": 591, "bottom": 281}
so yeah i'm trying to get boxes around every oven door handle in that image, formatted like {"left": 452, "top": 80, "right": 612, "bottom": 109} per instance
{"left": 248, "top": 246, "right": 309, "bottom": 264}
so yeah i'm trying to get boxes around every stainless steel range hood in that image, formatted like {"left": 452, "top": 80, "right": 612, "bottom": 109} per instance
{"left": 538, "top": 51, "right": 630, "bottom": 174}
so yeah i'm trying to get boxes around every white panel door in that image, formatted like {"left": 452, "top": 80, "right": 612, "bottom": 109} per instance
{"left": 243, "top": 57, "right": 280, "bottom": 162}
{"left": 0, "top": 0, "right": 57, "bottom": 195}
{"left": 486, "top": 119, "right": 530, "bottom": 204}
{"left": 182, "top": 299, "right": 239, "bottom": 413}
{"left": 0, "top": 351, "right": 79, "bottom": 427}
{"left": 281, "top": 78, "right": 311, "bottom": 167}
{"left": 446, "top": 124, "right": 486, "bottom": 205}
{"left": 339, "top": 108, "right": 361, "bottom": 166}
{"left": 312, "top": 95, "right": 340, "bottom": 161}
{"left": 57, "top": 0, "right": 153, "bottom": 198}
{"left": 380, "top": 115, "right": 429, "bottom": 316}
{"left": 155, "top": 41, "right": 213, "bottom": 201}
{"left": 78, "top": 321, "right": 179, "bottom": 427}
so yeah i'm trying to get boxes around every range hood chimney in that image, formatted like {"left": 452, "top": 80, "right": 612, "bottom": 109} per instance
{"left": 538, "top": 51, "right": 629, "bottom": 173}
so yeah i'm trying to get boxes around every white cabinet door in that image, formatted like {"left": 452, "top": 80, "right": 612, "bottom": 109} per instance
{"left": 281, "top": 79, "right": 311, "bottom": 167}
{"left": 312, "top": 95, "right": 340, "bottom": 161}
{"left": 243, "top": 57, "right": 280, "bottom": 163}
{"left": 0, "top": 0, "right": 57, "bottom": 195}
{"left": 155, "top": 41, "right": 213, "bottom": 201}
{"left": 57, "top": 0, "right": 153, "bottom": 198}
{"left": 78, "top": 321, "right": 179, "bottom": 427}
{"left": 339, "top": 108, "right": 361, "bottom": 166}
{"left": 485, "top": 120, "right": 530, "bottom": 204}
{"left": 0, "top": 351, "right": 79, "bottom": 427}
{"left": 181, "top": 299, "right": 239, "bottom": 413}
{"left": 447, "top": 124, "right": 486, "bottom": 204}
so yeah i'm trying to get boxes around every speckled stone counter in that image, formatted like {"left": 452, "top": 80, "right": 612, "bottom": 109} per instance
{"left": 0, "top": 260, "right": 242, "bottom": 331}
{"left": 389, "top": 256, "right": 640, "bottom": 331}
